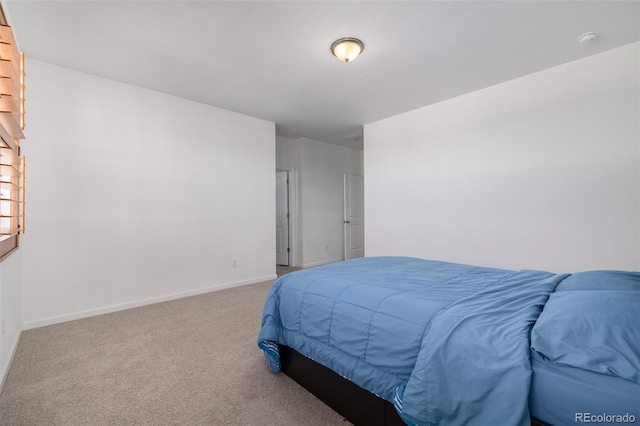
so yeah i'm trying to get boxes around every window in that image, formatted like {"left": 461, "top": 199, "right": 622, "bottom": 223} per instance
{"left": 0, "top": 22, "right": 25, "bottom": 261}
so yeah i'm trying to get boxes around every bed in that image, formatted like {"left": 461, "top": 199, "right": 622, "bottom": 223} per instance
{"left": 257, "top": 257, "right": 640, "bottom": 425}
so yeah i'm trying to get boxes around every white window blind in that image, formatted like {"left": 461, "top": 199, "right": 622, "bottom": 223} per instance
{"left": 0, "top": 23, "right": 25, "bottom": 260}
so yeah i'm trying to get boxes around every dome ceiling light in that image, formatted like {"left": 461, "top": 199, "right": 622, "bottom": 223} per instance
{"left": 331, "top": 37, "right": 364, "bottom": 63}
{"left": 577, "top": 32, "right": 598, "bottom": 43}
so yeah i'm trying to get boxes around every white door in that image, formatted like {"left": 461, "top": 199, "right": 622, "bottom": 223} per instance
{"left": 276, "top": 171, "right": 290, "bottom": 266}
{"left": 344, "top": 175, "right": 364, "bottom": 260}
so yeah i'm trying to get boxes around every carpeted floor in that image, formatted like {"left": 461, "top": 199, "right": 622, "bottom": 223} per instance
{"left": 0, "top": 279, "right": 350, "bottom": 425}
{"left": 276, "top": 265, "right": 302, "bottom": 277}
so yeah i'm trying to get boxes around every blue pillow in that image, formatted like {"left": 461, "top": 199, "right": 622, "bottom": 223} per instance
{"left": 531, "top": 270, "right": 640, "bottom": 384}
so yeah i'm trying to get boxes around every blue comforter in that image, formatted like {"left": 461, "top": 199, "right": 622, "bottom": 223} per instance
{"left": 258, "top": 257, "right": 567, "bottom": 425}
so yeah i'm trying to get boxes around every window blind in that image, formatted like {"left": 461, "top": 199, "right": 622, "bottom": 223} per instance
{"left": 0, "top": 23, "right": 25, "bottom": 260}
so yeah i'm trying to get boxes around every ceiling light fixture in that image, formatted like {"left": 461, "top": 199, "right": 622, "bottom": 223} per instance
{"left": 331, "top": 37, "right": 364, "bottom": 63}
{"left": 577, "top": 32, "right": 598, "bottom": 43}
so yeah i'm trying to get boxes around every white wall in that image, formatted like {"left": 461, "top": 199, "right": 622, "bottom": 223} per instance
{"left": 276, "top": 136, "right": 363, "bottom": 267}
{"left": 365, "top": 42, "right": 640, "bottom": 273}
{"left": 0, "top": 250, "right": 22, "bottom": 387}
{"left": 21, "top": 60, "right": 276, "bottom": 328}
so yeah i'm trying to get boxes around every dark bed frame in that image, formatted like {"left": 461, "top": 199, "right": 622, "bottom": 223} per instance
{"left": 279, "top": 345, "right": 550, "bottom": 426}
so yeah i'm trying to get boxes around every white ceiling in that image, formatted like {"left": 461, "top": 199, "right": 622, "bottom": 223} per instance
{"left": 5, "top": 1, "right": 640, "bottom": 149}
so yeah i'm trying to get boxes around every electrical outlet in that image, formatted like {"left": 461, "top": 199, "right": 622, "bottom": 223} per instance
{"left": 232, "top": 259, "right": 238, "bottom": 268}
{"left": 325, "top": 245, "right": 328, "bottom": 251}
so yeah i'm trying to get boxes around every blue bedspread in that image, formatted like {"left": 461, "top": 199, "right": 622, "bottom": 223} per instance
{"left": 258, "top": 257, "right": 567, "bottom": 425}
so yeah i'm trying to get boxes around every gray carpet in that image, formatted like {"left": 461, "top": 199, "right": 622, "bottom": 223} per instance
{"left": 0, "top": 280, "right": 350, "bottom": 425}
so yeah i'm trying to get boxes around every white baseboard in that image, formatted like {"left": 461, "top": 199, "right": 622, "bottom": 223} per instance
{"left": 1, "top": 328, "right": 22, "bottom": 393}
{"left": 23, "top": 274, "right": 277, "bottom": 330}
{"left": 300, "top": 258, "right": 343, "bottom": 268}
